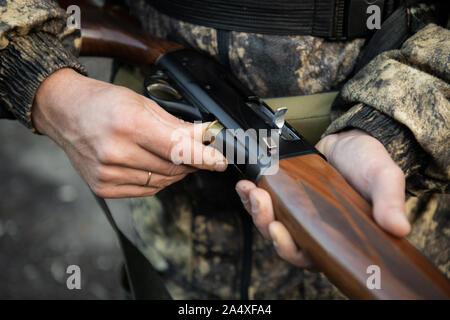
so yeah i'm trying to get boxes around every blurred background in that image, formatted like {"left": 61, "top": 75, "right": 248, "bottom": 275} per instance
{"left": 0, "top": 57, "right": 135, "bottom": 299}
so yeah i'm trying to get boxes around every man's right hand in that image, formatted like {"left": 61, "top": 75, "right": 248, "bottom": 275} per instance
{"left": 32, "top": 68, "right": 227, "bottom": 198}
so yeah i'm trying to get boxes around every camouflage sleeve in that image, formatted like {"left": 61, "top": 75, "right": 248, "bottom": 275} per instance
{"left": 0, "top": 0, "right": 86, "bottom": 130}
{"left": 324, "top": 23, "right": 449, "bottom": 195}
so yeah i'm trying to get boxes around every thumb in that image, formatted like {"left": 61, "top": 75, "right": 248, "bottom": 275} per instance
{"left": 316, "top": 130, "right": 410, "bottom": 237}
{"left": 369, "top": 164, "right": 411, "bottom": 237}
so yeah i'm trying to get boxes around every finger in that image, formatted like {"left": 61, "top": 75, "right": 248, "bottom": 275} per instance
{"left": 237, "top": 181, "right": 316, "bottom": 269}
{"left": 129, "top": 97, "right": 218, "bottom": 168}
{"left": 93, "top": 184, "right": 161, "bottom": 199}
{"left": 185, "top": 138, "right": 228, "bottom": 171}
{"left": 143, "top": 97, "right": 209, "bottom": 140}
{"left": 95, "top": 165, "right": 187, "bottom": 188}
{"left": 162, "top": 120, "right": 228, "bottom": 171}
{"left": 268, "top": 221, "right": 314, "bottom": 268}
{"left": 369, "top": 165, "right": 410, "bottom": 237}
{"left": 235, "top": 180, "right": 257, "bottom": 213}
{"left": 248, "top": 187, "right": 275, "bottom": 239}
{"left": 143, "top": 98, "right": 211, "bottom": 143}
{"left": 136, "top": 118, "right": 227, "bottom": 172}
{"left": 171, "top": 121, "right": 228, "bottom": 171}
{"left": 142, "top": 97, "right": 188, "bottom": 126}
{"left": 98, "top": 141, "right": 196, "bottom": 176}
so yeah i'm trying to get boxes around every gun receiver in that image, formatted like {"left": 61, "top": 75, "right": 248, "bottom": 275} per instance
{"left": 62, "top": 0, "right": 450, "bottom": 299}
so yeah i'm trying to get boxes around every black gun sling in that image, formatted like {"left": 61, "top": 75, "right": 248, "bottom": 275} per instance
{"left": 146, "top": 0, "right": 400, "bottom": 39}
{"left": 94, "top": 195, "right": 172, "bottom": 299}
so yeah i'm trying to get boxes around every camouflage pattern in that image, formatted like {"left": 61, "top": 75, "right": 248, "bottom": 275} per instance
{"left": 324, "top": 23, "right": 450, "bottom": 282}
{"left": 325, "top": 24, "right": 450, "bottom": 194}
{"left": 406, "top": 193, "right": 449, "bottom": 278}
{"left": 129, "top": 170, "right": 345, "bottom": 300}
{"left": 121, "top": 0, "right": 366, "bottom": 299}
{"left": 0, "top": 0, "right": 85, "bottom": 130}
{"left": 123, "top": 5, "right": 449, "bottom": 299}
{"left": 125, "top": 0, "right": 365, "bottom": 98}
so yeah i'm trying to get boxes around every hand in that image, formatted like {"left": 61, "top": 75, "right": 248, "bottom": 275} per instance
{"left": 32, "top": 68, "right": 227, "bottom": 198}
{"left": 235, "top": 129, "right": 410, "bottom": 268}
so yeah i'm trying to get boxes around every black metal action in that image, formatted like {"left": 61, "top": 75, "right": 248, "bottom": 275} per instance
{"left": 144, "top": 49, "right": 320, "bottom": 181}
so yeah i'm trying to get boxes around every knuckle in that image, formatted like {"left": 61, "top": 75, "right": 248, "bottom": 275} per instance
{"left": 166, "top": 134, "right": 193, "bottom": 165}
{"left": 364, "top": 158, "right": 382, "bottom": 180}
{"left": 365, "top": 156, "right": 387, "bottom": 180}
{"left": 91, "top": 183, "right": 109, "bottom": 198}
{"left": 254, "top": 213, "right": 270, "bottom": 229}
{"left": 154, "top": 176, "right": 176, "bottom": 189}
{"left": 160, "top": 176, "right": 174, "bottom": 188}
{"left": 166, "top": 140, "right": 183, "bottom": 163}
{"left": 96, "top": 145, "right": 119, "bottom": 164}
{"left": 316, "top": 133, "right": 339, "bottom": 156}
{"left": 93, "top": 165, "right": 112, "bottom": 182}
{"left": 167, "top": 163, "right": 182, "bottom": 176}
{"left": 110, "top": 116, "right": 131, "bottom": 135}
{"left": 109, "top": 109, "right": 136, "bottom": 136}
{"left": 371, "top": 161, "right": 404, "bottom": 182}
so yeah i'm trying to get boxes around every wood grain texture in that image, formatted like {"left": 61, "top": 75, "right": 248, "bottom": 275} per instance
{"left": 258, "top": 154, "right": 450, "bottom": 299}
{"left": 58, "top": 0, "right": 183, "bottom": 69}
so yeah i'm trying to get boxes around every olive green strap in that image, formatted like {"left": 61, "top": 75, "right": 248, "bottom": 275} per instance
{"left": 265, "top": 91, "right": 337, "bottom": 144}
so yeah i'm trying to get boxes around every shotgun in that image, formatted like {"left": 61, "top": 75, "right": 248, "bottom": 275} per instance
{"left": 60, "top": 0, "right": 450, "bottom": 299}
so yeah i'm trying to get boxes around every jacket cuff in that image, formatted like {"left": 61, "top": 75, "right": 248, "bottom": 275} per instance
{"left": 324, "top": 103, "right": 447, "bottom": 194}
{"left": 0, "top": 31, "right": 87, "bottom": 131}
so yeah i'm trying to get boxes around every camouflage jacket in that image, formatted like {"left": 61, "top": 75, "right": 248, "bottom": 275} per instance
{"left": 0, "top": 0, "right": 86, "bottom": 130}
{"left": 1, "top": 0, "right": 448, "bottom": 299}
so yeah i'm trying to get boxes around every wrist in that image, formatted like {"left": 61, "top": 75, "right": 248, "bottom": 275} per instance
{"left": 31, "top": 68, "right": 93, "bottom": 137}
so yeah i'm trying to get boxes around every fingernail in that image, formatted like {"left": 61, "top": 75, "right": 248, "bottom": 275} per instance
{"left": 272, "top": 240, "right": 278, "bottom": 248}
{"left": 235, "top": 186, "right": 248, "bottom": 204}
{"left": 215, "top": 158, "right": 228, "bottom": 171}
{"left": 383, "top": 211, "right": 411, "bottom": 237}
{"left": 249, "top": 194, "right": 259, "bottom": 214}
{"left": 387, "top": 212, "right": 411, "bottom": 236}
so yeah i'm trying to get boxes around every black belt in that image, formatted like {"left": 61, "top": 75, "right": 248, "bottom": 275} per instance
{"left": 147, "top": 0, "right": 400, "bottom": 40}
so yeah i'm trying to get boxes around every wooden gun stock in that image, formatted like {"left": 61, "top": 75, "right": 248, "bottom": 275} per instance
{"left": 59, "top": 0, "right": 182, "bottom": 69}
{"left": 259, "top": 155, "right": 450, "bottom": 299}
{"left": 59, "top": 0, "right": 450, "bottom": 299}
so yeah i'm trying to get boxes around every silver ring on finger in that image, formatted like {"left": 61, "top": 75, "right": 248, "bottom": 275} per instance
{"left": 144, "top": 171, "right": 152, "bottom": 187}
